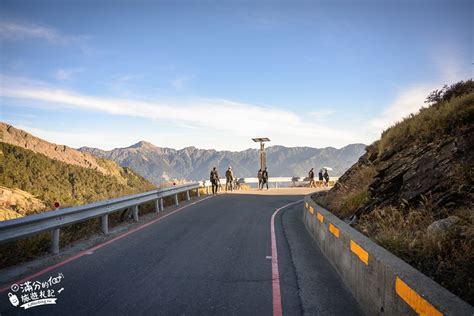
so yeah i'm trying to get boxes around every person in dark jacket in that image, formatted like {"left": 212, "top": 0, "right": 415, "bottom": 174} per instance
{"left": 210, "top": 167, "right": 220, "bottom": 194}
{"left": 324, "top": 169, "right": 330, "bottom": 187}
{"left": 257, "top": 169, "right": 263, "bottom": 190}
{"left": 308, "top": 168, "right": 315, "bottom": 188}
{"left": 225, "top": 166, "right": 234, "bottom": 192}
{"left": 318, "top": 169, "right": 324, "bottom": 187}
{"left": 261, "top": 167, "right": 269, "bottom": 190}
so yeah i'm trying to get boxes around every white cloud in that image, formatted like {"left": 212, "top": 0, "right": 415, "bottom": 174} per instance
{"left": 0, "top": 20, "right": 84, "bottom": 44}
{"left": 369, "top": 48, "right": 468, "bottom": 133}
{"left": 309, "top": 109, "right": 336, "bottom": 120}
{"left": 0, "top": 20, "right": 95, "bottom": 55}
{"left": 0, "top": 74, "right": 363, "bottom": 149}
{"left": 13, "top": 125, "right": 139, "bottom": 150}
{"left": 369, "top": 85, "right": 433, "bottom": 129}
{"left": 53, "top": 68, "right": 85, "bottom": 81}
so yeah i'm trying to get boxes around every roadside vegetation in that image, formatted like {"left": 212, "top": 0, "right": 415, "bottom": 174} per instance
{"left": 0, "top": 142, "right": 157, "bottom": 269}
{"left": 314, "top": 80, "right": 474, "bottom": 304}
{"left": 0, "top": 142, "right": 155, "bottom": 216}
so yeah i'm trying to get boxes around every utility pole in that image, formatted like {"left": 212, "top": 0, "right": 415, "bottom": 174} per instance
{"left": 252, "top": 137, "right": 270, "bottom": 170}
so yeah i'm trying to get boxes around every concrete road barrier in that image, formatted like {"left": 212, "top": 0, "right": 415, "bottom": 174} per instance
{"left": 303, "top": 196, "right": 473, "bottom": 315}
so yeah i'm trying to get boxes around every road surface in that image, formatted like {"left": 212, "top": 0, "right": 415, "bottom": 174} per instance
{"left": 0, "top": 193, "right": 362, "bottom": 315}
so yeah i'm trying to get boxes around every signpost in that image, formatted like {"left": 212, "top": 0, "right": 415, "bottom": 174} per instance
{"left": 252, "top": 137, "right": 270, "bottom": 171}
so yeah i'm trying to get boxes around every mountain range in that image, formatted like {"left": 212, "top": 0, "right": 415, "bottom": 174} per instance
{"left": 79, "top": 141, "right": 366, "bottom": 185}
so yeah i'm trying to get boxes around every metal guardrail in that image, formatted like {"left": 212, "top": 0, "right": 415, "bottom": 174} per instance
{"left": 0, "top": 183, "right": 200, "bottom": 254}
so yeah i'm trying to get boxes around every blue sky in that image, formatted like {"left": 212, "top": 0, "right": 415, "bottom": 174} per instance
{"left": 0, "top": 0, "right": 472, "bottom": 150}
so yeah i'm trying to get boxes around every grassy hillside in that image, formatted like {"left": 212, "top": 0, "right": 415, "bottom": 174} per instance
{"left": 0, "top": 142, "right": 155, "bottom": 217}
{"left": 315, "top": 80, "right": 474, "bottom": 304}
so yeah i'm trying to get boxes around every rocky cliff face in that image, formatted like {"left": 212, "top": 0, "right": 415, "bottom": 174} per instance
{"left": 327, "top": 126, "right": 473, "bottom": 219}
{"left": 1, "top": 122, "right": 108, "bottom": 174}
{"left": 319, "top": 85, "right": 474, "bottom": 219}
{"left": 362, "top": 127, "right": 473, "bottom": 214}
{"left": 79, "top": 142, "right": 366, "bottom": 185}
{"left": 314, "top": 80, "right": 474, "bottom": 304}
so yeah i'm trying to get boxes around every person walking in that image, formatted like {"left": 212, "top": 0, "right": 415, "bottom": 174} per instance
{"left": 318, "top": 169, "right": 324, "bottom": 187}
{"left": 308, "top": 168, "right": 315, "bottom": 188}
{"left": 210, "top": 167, "right": 220, "bottom": 194}
{"left": 257, "top": 169, "right": 263, "bottom": 190}
{"left": 225, "top": 166, "right": 234, "bottom": 192}
{"left": 324, "top": 169, "right": 330, "bottom": 187}
{"left": 262, "top": 167, "right": 269, "bottom": 190}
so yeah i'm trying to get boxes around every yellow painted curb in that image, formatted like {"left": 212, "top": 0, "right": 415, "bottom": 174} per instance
{"left": 350, "top": 240, "right": 369, "bottom": 265}
{"left": 395, "top": 277, "right": 442, "bottom": 316}
{"left": 329, "top": 223, "right": 340, "bottom": 238}
{"left": 317, "top": 212, "right": 324, "bottom": 223}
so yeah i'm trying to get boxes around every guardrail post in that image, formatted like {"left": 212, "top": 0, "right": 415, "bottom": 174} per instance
{"left": 132, "top": 205, "right": 139, "bottom": 222}
{"left": 196, "top": 188, "right": 200, "bottom": 197}
{"left": 154, "top": 199, "right": 160, "bottom": 213}
{"left": 186, "top": 190, "right": 190, "bottom": 201}
{"left": 51, "top": 228, "right": 60, "bottom": 254}
{"left": 206, "top": 186, "right": 209, "bottom": 194}
{"left": 159, "top": 198, "right": 164, "bottom": 211}
{"left": 101, "top": 214, "right": 109, "bottom": 234}
{"left": 174, "top": 193, "right": 179, "bottom": 206}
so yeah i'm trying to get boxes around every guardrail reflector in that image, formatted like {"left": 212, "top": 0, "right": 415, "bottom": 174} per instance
{"left": 309, "top": 206, "right": 315, "bottom": 214}
{"left": 350, "top": 240, "right": 369, "bottom": 265}
{"left": 305, "top": 202, "right": 309, "bottom": 209}
{"left": 317, "top": 212, "right": 324, "bottom": 223}
{"left": 395, "top": 277, "right": 442, "bottom": 316}
{"left": 329, "top": 223, "right": 340, "bottom": 238}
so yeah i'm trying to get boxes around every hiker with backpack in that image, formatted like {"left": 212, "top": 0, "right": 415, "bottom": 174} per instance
{"left": 261, "top": 167, "right": 269, "bottom": 190}
{"left": 308, "top": 168, "right": 316, "bottom": 188}
{"left": 210, "top": 167, "right": 220, "bottom": 194}
{"left": 257, "top": 169, "right": 263, "bottom": 190}
{"left": 225, "top": 166, "right": 234, "bottom": 192}
{"left": 324, "top": 169, "right": 330, "bottom": 187}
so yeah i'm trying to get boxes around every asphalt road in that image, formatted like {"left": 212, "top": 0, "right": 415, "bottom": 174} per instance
{"left": 0, "top": 193, "right": 362, "bottom": 315}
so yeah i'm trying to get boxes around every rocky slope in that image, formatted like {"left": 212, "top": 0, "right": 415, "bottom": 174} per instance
{"left": 1, "top": 122, "right": 108, "bottom": 174}
{"left": 80, "top": 142, "right": 366, "bottom": 185}
{"left": 315, "top": 80, "right": 474, "bottom": 304}
{"left": 0, "top": 186, "right": 46, "bottom": 220}
{"left": 0, "top": 125, "right": 155, "bottom": 220}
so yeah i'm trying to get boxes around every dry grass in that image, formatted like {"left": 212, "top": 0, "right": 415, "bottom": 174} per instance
{"left": 378, "top": 92, "right": 474, "bottom": 155}
{"left": 357, "top": 205, "right": 474, "bottom": 304}
{"left": 339, "top": 190, "right": 370, "bottom": 218}
{"left": 319, "top": 164, "right": 376, "bottom": 218}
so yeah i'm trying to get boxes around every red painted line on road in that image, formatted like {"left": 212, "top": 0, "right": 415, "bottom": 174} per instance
{"left": 0, "top": 195, "right": 215, "bottom": 293}
{"left": 271, "top": 199, "right": 303, "bottom": 316}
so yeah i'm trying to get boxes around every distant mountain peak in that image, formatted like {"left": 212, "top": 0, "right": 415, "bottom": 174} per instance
{"left": 130, "top": 141, "right": 156, "bottom": 149}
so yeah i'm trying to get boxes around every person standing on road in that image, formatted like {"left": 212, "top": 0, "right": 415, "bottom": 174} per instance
{"left": 308, "top": 168, "right": 315, "bottom": 188}
{"left": 324, "top": 169, "right": 330, "bottom": 187}
{"left": 225, "top": 166, "right": 234, "bottom": 192}
{"left": 257, "top": 169, "right": 263, "bottom": 190}
{"left": 318, "top": 169, "right": 324, "bottom": 187}
{"left": 262, "top": 167, "right": 269, "bottom": 190}
{"left": 210, "top": 167, "right": 220, "bottom": 194}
